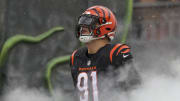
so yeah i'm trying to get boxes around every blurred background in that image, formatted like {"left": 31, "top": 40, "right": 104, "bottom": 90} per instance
{"left": 0, "top": 0, "right": 180, "bottom": 100}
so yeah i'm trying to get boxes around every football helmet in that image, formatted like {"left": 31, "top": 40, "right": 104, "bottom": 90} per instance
{"left": 76, "top": 5, "right": 117, "bottom": 43}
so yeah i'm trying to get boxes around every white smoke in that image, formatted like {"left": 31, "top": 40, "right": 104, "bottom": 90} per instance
{"left": 130, "top": 58, "right": 180, "bottom": 101}
{"left": 4, "top": 88, "right": 51, "bottom": 101}
{"left": 128, "top": 41, "right": 180, "bottom": 101}
{"left": 3, "top": 87, "right": 71, "bottom": 101}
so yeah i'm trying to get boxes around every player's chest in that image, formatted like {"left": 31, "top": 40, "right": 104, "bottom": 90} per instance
{"left": 74, "top": 55, "right": 110, "bottom": 72}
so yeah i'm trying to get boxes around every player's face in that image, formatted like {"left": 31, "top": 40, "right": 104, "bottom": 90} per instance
{"left": 80, "top": 27, "right": 91, "bottom": 35}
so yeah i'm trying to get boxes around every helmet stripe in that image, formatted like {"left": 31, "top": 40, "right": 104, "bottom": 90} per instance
{"left": 108, "top": 10, "right": 111, "bottom": 20}
{"left": 100, "top": 8, "right": 105, "bottom": 18}
{"left": 99, "top": 8, "right": 107, "bottom": 23}
{"left": 91, "top": 8, "right": 100, "bottom": 17}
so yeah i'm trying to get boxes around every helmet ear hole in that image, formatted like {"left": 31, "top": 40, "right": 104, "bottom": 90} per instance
{"left": 106, "top": 28, "right": 111, "bottom": 31}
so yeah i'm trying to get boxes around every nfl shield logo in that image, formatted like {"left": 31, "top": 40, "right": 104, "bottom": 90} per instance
{"left": 87, "top": 60, "right": 91, "bottom": 66}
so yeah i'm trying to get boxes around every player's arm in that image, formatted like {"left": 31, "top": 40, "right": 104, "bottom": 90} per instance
{"left": 111, "top": 44, "right": 141, "bottom": 91}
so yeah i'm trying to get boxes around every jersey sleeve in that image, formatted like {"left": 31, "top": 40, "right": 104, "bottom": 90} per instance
{"left": 110, "top": 44, "right": 133, "bottom": 67}
{"left": 110, "top": 44, "right": 141, "bottom": 91}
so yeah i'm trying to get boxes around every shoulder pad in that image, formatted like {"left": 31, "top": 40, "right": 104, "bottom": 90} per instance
{"left": 70, "top": 47, "right": 87, "bottom": 66}
{"left": 71, "top": 50, "right": 77, "bottom": 66}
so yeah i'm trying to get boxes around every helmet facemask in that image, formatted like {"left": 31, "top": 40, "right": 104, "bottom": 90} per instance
{"left": 76, "top": 14, "right": 103, "bottom": 43}
{"left": 78, "top": 26, "right": 94, "bottom": 43}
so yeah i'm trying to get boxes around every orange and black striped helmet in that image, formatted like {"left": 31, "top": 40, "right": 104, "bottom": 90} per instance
{"left": 76, "top": 5, "right": 117, "bottom": 41}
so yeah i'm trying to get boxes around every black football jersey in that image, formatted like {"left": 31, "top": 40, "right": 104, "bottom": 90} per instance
{"left": 70, "top": 43, "right": 140, "bottom": 101}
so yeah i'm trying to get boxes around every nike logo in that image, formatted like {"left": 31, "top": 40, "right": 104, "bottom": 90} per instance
{"left": 123, "top": 54, "right": 129, "bottom": 58}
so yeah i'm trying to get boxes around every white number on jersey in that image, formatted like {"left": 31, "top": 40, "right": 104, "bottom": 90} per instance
{"left": 77, "top": 71, "right": 99, "bottom": 101}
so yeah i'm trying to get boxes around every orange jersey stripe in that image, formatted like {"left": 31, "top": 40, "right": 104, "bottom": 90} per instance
{"left": 116, "top": 45, "right": 130, "bottom": 56}
{"left": 71, "top": 50, "right": 77, "bottom": 66}
{"left": 121, "top": 49, "right": 130, "bottom": 54}
{"left": 110, "top": 44, "right": 121, "bottom": 63}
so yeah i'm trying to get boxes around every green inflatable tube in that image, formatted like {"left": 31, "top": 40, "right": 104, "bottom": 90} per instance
{"left": 0, "top": 27, "right": 64, "bottom": 67}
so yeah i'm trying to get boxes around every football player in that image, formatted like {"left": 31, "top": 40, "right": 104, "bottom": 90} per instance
{"left": 70, "top": 5, "right": 141, "bottom": 101}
